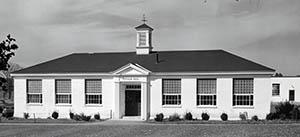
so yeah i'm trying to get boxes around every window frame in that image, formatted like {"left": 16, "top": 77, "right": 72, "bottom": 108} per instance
{"left": 26, "top": 79, "right": 43, "bottom": 104}
{"left": 85, "top": 79, "right": 102, "bottom": 105}
{"left": 162, "top": 79, "right": 181, "bottom": 106}
{"left": 272, "top": 83, "right": 280, "bottom": 96}
{"left": 55, "top": 79, "right": 72, "bottom": 104}
{"left": 196, "top": 79, "right": 217, "bottom": 107}
{"left": 232, "top": 78, "right": 254, "bottom": 107}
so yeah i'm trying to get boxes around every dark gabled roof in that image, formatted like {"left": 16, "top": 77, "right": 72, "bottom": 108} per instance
{"left": 13, "top": 50, "right": 275, "bottom": 74}
{"left": 135, "top": 23, "right": 154, "bottom": 31}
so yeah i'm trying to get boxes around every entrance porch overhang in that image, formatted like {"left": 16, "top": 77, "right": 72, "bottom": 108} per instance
{"left": 112, "top": 63, "right": 150, "bottom": 120}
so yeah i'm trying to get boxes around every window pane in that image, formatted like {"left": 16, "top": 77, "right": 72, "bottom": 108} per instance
{"left": 56, "top": 79, "right": 71, "bottom": 93}
{"left": 162, "top": 79, "right": 181, "bottom": 94}
{"left": 27, "top": 94, "right": 42, "bottom": 103}
{"left": 56, "top": 94, "right": 71, "bottom": 104}
{"left": 233, "top": 95, "right": 253, "bottom": 106}
{"left": 162, "top": 95, "right": 181, "bottom": 105}
{"left": 86, "top": 94, "right": 102, "bottom": 104}
{"left": 86, "top": 79, "right": 102, "bottom": 93}
{"left": 197, "top": 79, "right": 216, "bottom": 94}
{"left": 27, "top": 79, "right": 42, "bottom": 93}
{"left": 233, "top": 78, "right": 253, "bottom": 94}
{"left": 197, "top": 95, "right": 216, "bottom": 105}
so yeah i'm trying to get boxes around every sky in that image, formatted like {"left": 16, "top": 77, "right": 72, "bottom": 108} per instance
{"left": 0, "top": 0, "right": 300, "bottom": 75}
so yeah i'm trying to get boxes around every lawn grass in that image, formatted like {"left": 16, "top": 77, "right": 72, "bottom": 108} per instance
{"left": 0, "top": 123, "right": 299, "bottom": 137}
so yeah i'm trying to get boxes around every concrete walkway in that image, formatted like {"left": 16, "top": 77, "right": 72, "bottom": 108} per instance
{"left": 1, "top": 121, "right": 300, "bottom": 137}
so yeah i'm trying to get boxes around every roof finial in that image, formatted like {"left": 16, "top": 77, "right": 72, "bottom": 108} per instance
{"left": 141, "top": 14, "right": 147, "bottom": 24}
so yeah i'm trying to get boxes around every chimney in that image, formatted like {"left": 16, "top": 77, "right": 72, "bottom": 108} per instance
{"left": 156, "top": 53, "right": 159, "bottom": 64}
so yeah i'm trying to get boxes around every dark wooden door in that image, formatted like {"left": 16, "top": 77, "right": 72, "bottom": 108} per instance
{"left": 289, "top": 90, "right": 295, "bottom": 101}
{"left": 125, "top": 90, "right": 141, "bottom": 116}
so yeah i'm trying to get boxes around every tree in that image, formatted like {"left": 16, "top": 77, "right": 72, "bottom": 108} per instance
{"left": 0, "top": 62, "right": 22, "bottom": 100}
{"left": 0, "top": 34, "right": 18, "bottom": 93}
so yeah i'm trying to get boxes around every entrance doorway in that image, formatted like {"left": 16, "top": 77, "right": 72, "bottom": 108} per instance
{"left": 289, "top": 90, "right": 295, "bottom": 101}
{"left": 125, "top": 85, "right": 141, "bottom": 116}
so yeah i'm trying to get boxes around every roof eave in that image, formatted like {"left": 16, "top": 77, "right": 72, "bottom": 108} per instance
{"left": 11, "top": 70, "right": 274, "bottom": 77}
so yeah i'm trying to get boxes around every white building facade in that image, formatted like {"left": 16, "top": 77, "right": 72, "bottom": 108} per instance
{"left": 12, "top": 23, "right": 276, "bottom": 120}
{"left": 13, "top": 72, "right": 273, "bottom": 120}
{"left": 271, "top": 77, "right": 300, "bottom": 103}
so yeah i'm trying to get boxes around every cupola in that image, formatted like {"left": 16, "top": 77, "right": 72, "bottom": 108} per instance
{"left": 135, "top": 15, "right": 153, "bottom": 55}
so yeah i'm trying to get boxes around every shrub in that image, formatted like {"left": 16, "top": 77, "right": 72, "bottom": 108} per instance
{"left": 251, "top": 115, "right": 258, "bottom": 121}
{"left": 275, "top": 101, "right": 294, "bottom": 119}
{"left": 291, "top": 107, "right": 300, "bottom": 120}
{"left": 72, "top": 113, "right": 91, "bottom": 121}
{"left": 94, "top": 113, "right": 100, "bottom": 120}
{"left": 154, "top": 113, "right": 164, "bottom": 122}
{"left": 279, "top": 114, "right": 287, "bottom": 120}
{"left": 266, "top": 101, "right": 300, "bottom": 120}
{"left": 69, "top": 112, "right": 74, "bottom": 119}
{"left": 51, "top": 111, "right": 59, "bottom": 119}
{"left": 184, "top": 112, "right": 193, "bottom": 120}
{"left": 80, "top": 113, "right": 91, "bottom": 121}
{"left": 201, "top": 113, "right": 210, "bottom": 121}
{"left": 168, "top": 113, "right": 181, "bottom": 121}
{"left": 23, "top": 112, "right": 29, "bottom": 119}
{"left": 0, "top": 107, "right": 3, "bottom": 113}
{"left": 266, "top": 112, "right": 279, "bottom": 120}
{"left": 239, "top": 113, "right": 247, "bottom": 121}
{"left": 2, "top": 109, "right": 14, "bottom": 118}
{"left": 73, "top": 114, "right": 81, "bottom": 121}
{"left": 220, "top": 113, "right": 228, "bottom": 121}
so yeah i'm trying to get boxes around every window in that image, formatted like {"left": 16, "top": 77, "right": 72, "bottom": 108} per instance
{"left": 233, "top": 78, "right": 253, "bottom": 106}
{"left": 55, "top": 79, "right": 71, "bottom": 104}
{"left": 139, "top": 32, "right": 146, "bottom": 46}
{"left": 85, "top": 79, "right": 102, "bottom": 104}
{"left": 272, "top": 84, "right": 280, "bottom": 96}
{"left": 27, "top": 79, "right": 42, "bottom": 103}
{"left": 162, "top": 79, "right": 181, "bottom": 105}
{"left": 126, "top": 85, "right": 141, "bottom": 90}
{"left": 197, "top": 79, "right": 216, "bottom": 106}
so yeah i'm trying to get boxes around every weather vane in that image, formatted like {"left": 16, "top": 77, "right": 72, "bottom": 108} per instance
{"left": 142, "top": 14, "right": 147, "bottom": 23}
